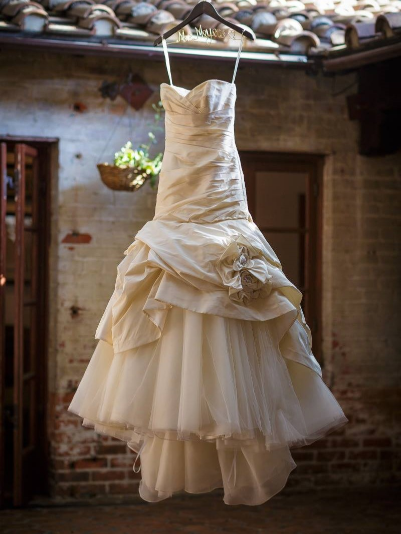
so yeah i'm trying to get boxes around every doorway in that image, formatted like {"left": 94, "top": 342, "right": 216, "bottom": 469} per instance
{"left": 241, "top": 151, "right": 324, "bottom": 363}
{"left": 0, "top": 138, "right": 54, "bottom": 507}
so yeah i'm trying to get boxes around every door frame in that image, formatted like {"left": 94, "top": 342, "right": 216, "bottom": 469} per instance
{"left": 240, "top": 151, "right": 325, "bottom": 364}
{"left": 0, "top": 135, "right": 56, "bottom": 507}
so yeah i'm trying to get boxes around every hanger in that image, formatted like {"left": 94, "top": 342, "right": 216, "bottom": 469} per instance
{"left": 153, "top": 0, "right": 254, "bottom": 46}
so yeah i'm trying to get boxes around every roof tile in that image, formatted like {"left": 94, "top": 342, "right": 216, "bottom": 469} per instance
{"left": 0, "top": 0, "right": 399, "bottom": 63}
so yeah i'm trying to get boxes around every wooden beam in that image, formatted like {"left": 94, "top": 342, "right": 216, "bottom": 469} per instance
{"left": 0, "top": 34, "right": 311, "bottom": 69}
{"left": 323, "top": 39, "right": 401, "bottom": 73}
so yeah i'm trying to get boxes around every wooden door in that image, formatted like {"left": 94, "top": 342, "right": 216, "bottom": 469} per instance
{"left": 241, "top": 152, "right": 324, "bottom": 363}
{"left": 0, "top": 140, "right": 50, "bottom": 507}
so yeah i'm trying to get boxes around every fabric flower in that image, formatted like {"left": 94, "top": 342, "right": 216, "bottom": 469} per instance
{"left": 215, "top": 234, "right": 273, "bottom": 305}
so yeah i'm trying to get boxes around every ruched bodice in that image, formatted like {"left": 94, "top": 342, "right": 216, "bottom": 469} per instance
{"left": 154, "top": 80, "right": 250, "bottom": 223}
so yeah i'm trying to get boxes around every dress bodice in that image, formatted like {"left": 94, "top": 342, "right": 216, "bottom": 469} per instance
{"left": 154, "top": 34, "right": 251, "bottom": 224}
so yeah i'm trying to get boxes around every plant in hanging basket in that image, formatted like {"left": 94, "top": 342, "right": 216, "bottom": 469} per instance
{"left": 98, "top": 101, "right": 164, "bottom": 192}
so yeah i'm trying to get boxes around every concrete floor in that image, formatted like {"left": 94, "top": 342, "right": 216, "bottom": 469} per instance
{"left": 0, "top": 486, "right": 399, "bottom": 534}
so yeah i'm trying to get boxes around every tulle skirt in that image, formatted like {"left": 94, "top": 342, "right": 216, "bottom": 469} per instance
{"left": 68, "top": 305, "right": 348, "bottom": 505}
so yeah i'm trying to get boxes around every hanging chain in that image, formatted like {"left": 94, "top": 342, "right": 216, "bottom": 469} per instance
{"left": 97, "top": 101, "right": 131, "bottom": 165}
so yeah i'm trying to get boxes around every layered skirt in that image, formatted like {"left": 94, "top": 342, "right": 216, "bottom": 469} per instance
{"left": 68, "top": 219, "right": 348, "bottom": 505}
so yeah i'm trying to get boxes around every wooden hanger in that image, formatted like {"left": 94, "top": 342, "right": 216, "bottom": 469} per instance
{"left": 153, "top": 0, "right": 254, "bottom": 46}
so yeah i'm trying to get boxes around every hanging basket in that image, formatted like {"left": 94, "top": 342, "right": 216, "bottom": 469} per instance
{"left": 97, "top": 163, "right": 153, "bottom": 192}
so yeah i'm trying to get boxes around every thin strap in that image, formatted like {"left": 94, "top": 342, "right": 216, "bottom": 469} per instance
{"left": 162, "top": 36, "right": 173, "bottom": 86}
{"left": 232, "top": 29, "right": 245, "bottom": 84}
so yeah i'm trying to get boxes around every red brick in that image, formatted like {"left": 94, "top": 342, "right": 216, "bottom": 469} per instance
{"left": 363, "top": 437, "right": 392, "bottom": 448}
{"left": 377, "top": 460, "right": 393, "bottom": 471}
{"left": 54, "top": 431, "right": 95, "bottom": 445}
{"left": 53, "top": 444, "right": 92, "bottom": 457}
{"left": 109, "top": 483, "right": 138, "bottom": 495}
{"left": 54, "top": 419, "right": 80, "bottom": 430}
{"left": 60, "top": 392, "right": 75, "bottom": 404}
{"left": 91, "top": 470, "right": 126, "bottom": 482}
{"left": 329, "top": 438, "right": 360, "bottom": 448}
{"left": 295, "top": 463, "right": 329, "bottom": 475}
{"left": 110, "top": 456, "right": 135, "bottom": 468}
{"left": 72, "top": 458, "right": 108, "bottom": 470}
{"left": 380, "top": 450, "right": 395, "bottom": 461}
{"left": 52, "top": 459, "right": 70, "bottom": 470}
{"left": 56, "top": 471, "right": 90, "bottom": 482}
{"left": 127, "top": 470, "right": 141, "bottom": 480}
{"left": 330, "top": 462, "right": 361, "bottom": 473}
{"left": 316, "top": 450, "right": 346, "bottom": 462}
{"left": 314, "top": 474, "right": 343, "bottom": 487}
{"left": 308, "top": 440, "right": 329, "bottom": 450}
{"left": 62, "top": 232, "right": 92, "bottom": 244}
{"left": 347, "top": 450, "right": 378, "bottom": 461}
{"left": 291, "top": 451, "right": 315, "bottom": 462}
{"left": 96, "top": 444, "right": 128, "bottom": 455}
{"left": 286, "top": 477, "right": 313, "bottom": 489}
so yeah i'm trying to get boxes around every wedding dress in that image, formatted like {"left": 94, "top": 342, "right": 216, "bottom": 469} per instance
{"left": 68, "top": 32, "right": 348, "bottom": 506}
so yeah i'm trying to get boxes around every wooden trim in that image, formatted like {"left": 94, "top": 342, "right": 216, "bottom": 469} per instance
{"left": 0, "top": 35, "right": 311, "bottom": 69}
{"left": 13, "top": 143, "right": 26, "bottom": 507}
{"left": 314, "top": 156, "right": 324, "bottom": 367}
{"left": 36, "top": 143, "right": 52, "bottom": 497}
{"left": 0, "top": 143, "right": 7, "bottom": 509}
{"left": 323, "top": 39, "right": 401, "bottom": 73}
{"left": 0, "top": 136, "right": 59, "bottom": 144}
{"left": 298, "top": 193, "right": 306, "bottom": 292}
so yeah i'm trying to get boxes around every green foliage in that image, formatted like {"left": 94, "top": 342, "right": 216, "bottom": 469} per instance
{"left": 113, "top": 101, "right": 164, "bottom": 189}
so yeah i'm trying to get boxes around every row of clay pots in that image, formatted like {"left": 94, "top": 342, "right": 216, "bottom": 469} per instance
{"left": 345, "top": 10, "right": 401, "bottom": 46}
{"left": 0, "top": 0, "right": 130, "bottom": 34}
{"left": 141, "top": 0, "right": 400, "bottom": 50}
{"left": 0, "top": 0, "right": 400, "bottom": 52}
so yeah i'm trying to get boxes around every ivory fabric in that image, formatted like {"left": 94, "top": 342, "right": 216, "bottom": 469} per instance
{"left": 68, "top": 76, "right": 348, "bottom": 506}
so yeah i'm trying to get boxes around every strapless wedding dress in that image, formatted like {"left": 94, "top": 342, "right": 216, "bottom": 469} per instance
{"left": 68, "top": 33, "right": 348, "bottom": 506}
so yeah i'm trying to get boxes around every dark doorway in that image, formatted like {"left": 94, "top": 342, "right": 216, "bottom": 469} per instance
{"left": 0, "top": 138, "right": 54, "bottom": 507}
{"left": 240, "top": 151, "right": 324, "bottom": 363}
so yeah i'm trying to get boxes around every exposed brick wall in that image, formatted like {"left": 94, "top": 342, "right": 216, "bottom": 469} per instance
{"left": 52, "top": 393, "right": 141, "bottom": 498}
{"left": 0, "top": 50, "right": 400, "bottom": 499}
